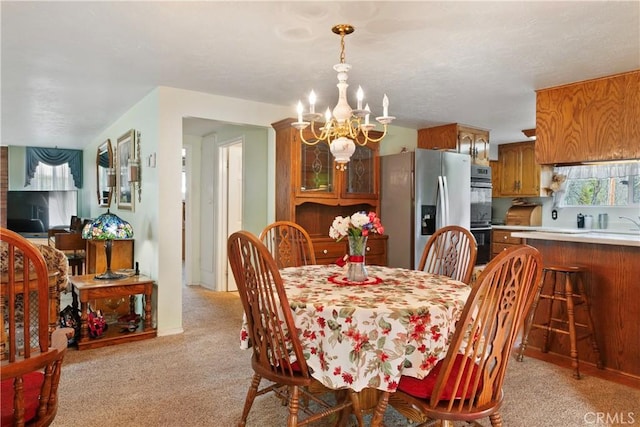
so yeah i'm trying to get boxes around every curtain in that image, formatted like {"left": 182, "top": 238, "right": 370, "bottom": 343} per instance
{"left": 555, "top": 161, "right": 640, "bottom": 179}
{"left": 28, "top": 163, "right": 76, "bottom": 191}
{"left": 25, "top": 147, "right": 83, "bottom": 188}
{"left": 48, "top": 191, "right": 78, "bottom": 228}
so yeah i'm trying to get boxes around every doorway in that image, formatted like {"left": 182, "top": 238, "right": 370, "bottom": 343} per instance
{"left": 216, "top": 139, "right": 243, "bottom": 291}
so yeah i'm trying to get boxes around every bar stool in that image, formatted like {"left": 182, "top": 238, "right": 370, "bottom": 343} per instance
{"left": 517, "top": 265, "right": 603, "bottom": 378}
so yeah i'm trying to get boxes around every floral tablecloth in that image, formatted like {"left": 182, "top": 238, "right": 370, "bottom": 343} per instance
{"left": 240, "top": 264, "right": 470, "bottom": 392}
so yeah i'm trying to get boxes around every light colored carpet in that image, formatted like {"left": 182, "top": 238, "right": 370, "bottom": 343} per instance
{"left": 52, "top": 285, "right": 640, "bottom": 426}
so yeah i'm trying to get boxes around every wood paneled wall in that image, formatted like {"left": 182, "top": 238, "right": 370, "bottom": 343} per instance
{"left": 1, "top": 147, "right": 7, "bottom": 228}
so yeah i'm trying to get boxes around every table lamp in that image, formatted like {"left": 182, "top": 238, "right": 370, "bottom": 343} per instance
{"left": 82, "top": 210, "right": 133, "bottom": 280}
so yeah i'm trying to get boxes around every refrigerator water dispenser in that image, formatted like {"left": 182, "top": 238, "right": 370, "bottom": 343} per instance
{"left": 421, "top": 205, "right": 437, "bottom": 235}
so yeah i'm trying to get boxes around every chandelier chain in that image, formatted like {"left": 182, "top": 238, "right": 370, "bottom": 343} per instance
{"left": 339, "top": 31, "right": 346, "bottom": 64}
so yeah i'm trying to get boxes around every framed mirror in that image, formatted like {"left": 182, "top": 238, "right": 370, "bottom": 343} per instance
{"left": 97, "top": 139, "right": 114, "bottom": 207}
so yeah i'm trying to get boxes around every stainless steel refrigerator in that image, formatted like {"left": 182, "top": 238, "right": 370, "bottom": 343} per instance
{"left": 380, "top": 149, "right": 471, "bottom": 269}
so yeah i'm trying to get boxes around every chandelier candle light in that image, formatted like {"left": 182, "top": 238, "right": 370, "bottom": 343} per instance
{"left": 292, "top": 24, "right": 395, "bottom": 170}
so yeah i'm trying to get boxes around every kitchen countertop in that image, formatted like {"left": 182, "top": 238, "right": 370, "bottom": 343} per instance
{"left": 499, "top": 226, "right": 640, "bottom": 247}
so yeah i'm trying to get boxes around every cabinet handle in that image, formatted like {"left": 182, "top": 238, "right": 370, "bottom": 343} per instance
{"left": 366, "top": 246, "right": 371, "bottom": 252}
{"left": 323, "top": 249, "right": 328, "bottom": 254}
{"left": 503, "top": 235, "right": 508, "bottom": 240}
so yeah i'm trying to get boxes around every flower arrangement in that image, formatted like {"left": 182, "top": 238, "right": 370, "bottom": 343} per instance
{"left": 329, "top": 211, "right": 384, "bottom": 241}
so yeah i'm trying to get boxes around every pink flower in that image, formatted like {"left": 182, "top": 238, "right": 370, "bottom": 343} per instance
{"left": 329, "top": 211, "right": 385, "bottom": 240}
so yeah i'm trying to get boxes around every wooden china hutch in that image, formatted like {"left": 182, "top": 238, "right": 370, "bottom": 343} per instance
{"left": 272, "top": 118, "right": 387, "bottom": 265}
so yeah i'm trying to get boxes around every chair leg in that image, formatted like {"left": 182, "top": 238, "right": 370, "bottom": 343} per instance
{"left": 351, "top": 390, "right": 365, "bottom": 427}
{"left": 489, "top": 412, "right": 503, "bottom": 427}
{"left": 238, "top": 374, "right": 261, "bottom": 427}
{"left": 517, "top": 274, "right": 545, "bottom": 362}
{"left": 563, "top": 272, "right": 581, "bottom": 379}
{"left": 576, "top": 274, "right": 604, "bottom": 369}
{"left": 287, "top": 385, "right": 300, "bottom": 427}
{"left": 541, "top": 271, "right": 557, "bottom": 353}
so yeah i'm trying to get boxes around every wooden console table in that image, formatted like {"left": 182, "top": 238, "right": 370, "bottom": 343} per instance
{"left": 70, "top": 274, "right": 156, "bottom": 350}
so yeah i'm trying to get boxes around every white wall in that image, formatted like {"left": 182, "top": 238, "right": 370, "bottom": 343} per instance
{"left": 81, "top": 87, "right": 292, "bottom": 336}
{"left": 81, "top": 86, "right": 415, "bottom": 336}
{"left": 379, "top": 125, "right": 417, "bottom": 156}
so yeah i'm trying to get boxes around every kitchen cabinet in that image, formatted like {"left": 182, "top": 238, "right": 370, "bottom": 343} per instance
{"left": 489, "top": 160, "right": 500, "bottom": 197}
{"left": 536, "top": 70, "right": 640, "bottom": 164}
{"left": 491, "top": 229, "right": 524, "bottom": 259}
{"left": 312, "top": 235, "right": 388, "bottom": 266}
{"left": 417, "top": 123, "right": 490, "bottom": 165}
{"left": 272, "top": 118, "right": 387, "bottom": 265}
{"left": 496, "top": 141, "right": 551, "bottom": 197}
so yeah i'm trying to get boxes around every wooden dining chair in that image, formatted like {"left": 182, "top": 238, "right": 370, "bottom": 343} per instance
{"left": 380, "top": 245, "right": 542, "bottom": 427}
{"left": 1, "top": 228, "right": 72, "bottom": 427}
{"left": 53, "top": 232, "right": 86, "bottom": 276}
{"left": 228, "top": 231, "right": 363, "bottom": 427}
{"left": 259, "top": 221, "right": 316, "bottom": 269}
{"left": 418, "top": 225, "right": 478, "bottom": 285}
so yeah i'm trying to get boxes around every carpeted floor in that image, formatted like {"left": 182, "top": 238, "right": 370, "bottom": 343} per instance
{"left": 52, "top": 285, "right": 640, "bottom": 426}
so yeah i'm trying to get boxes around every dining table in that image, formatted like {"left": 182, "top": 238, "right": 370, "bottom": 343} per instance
{"left": 239, "top": 263, "right": 471, "bottom": 421}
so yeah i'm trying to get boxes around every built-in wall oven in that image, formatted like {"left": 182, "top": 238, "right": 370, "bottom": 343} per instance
{"left": 470, "top": 165, "right": 492, "bottom": 265}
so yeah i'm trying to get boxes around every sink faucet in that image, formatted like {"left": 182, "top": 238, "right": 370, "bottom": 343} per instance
{"left": 619, "top": 216, "right": 640, "bottom": 230}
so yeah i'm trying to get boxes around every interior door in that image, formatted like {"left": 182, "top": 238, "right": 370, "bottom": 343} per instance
{"left": 225, "top": 143, "right": 243, "bottom": 291}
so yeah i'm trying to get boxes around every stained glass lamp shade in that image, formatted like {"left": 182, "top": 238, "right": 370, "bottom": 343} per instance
{"left": 82, "top": 210, "right": 133, "bottom": 280}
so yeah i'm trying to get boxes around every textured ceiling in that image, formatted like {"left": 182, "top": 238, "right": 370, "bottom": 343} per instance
{"left": 2, "top": 1, "right": 639, "bottom": 149}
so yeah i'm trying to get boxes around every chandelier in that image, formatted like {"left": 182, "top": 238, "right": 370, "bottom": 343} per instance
{"left": 292, "top": 24, "right": 395, "bottom": 170}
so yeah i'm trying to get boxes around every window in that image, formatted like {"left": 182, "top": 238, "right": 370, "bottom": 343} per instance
{"left": 28, "top": 162, "right": 77, "bottom": 191}
{"left": 556, "top": 162, "right": 640, "bottom": 207}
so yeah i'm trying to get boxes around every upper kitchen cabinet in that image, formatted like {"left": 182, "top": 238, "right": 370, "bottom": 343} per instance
{"left": 272, "top": 118, "right": 384, "bottom": 249}
{"left": 536, "top": 70, "right": 640, "bottom": 164}
{"left": 496, "top": 141, "right": 550, "bottom": 197}
{"left": 417, "top": 123, "right": 490, "bottom": 165}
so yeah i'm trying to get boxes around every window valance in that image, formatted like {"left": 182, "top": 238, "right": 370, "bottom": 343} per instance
{"left": 25, "top": 147, "right": 83, "bottom": 188}
{"left": 554, "top": 161, "right": 640, "bottom": 180}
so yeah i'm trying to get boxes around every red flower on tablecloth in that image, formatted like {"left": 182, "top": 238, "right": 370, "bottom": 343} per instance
{"left": 333, "top": 367, "right": 342, "bottom": 375}
{"left": 420, "top": 355, "right": 439, "bottom": 371}
{"left": 317, "top": 317, "right": 326, "bottom": 328}
{"left": 344, "top": 328, "right": 370, "bottom": 353}
{"left": 417, "top": 344, "right": 427, "bottom": 353}
{"left": 342, "top": 372, "right": 354, "bottom": 384}
{"left": 318, "top": 351, "right": 329, "bottom": 371}
{"left": 241, "top": 329, "right": 248, "bottom": 341}
{"left": 303, "top": 329, "right": 317, "bottom": 341}
{"left": 430, "top": 325, "right": 442, "bottom": 341}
